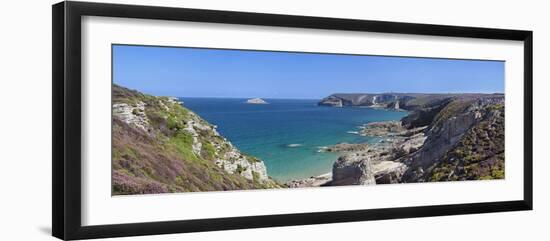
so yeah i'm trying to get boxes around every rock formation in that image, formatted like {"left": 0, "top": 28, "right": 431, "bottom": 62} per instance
{"left": 332, "top": 153, "right": 376, "bottom": 186}
{"left": 112, "top": 85, "right": 505, "bottom": 193}
{"left": 112, "top": 102, "right": 151, "bottom": 133}
{"left": 401, "top": 96, "right": 505, "bottom": 182}
{"left": 291, "top": 93, "right": 504, "bottom": 187}
{"left": 359, "top": 121, "right": 406, "bottom": 136}
{"left": 319, "top": 143, "right": 370, "bottom": 153}
{"left": 318, "top": 93, "right": 502, "bottom": 111}
{"left": 112, "top": 84, "right": 280, "bottom": 194}
{"left": 246, "top": 98, "right": 268, "bottom": 104}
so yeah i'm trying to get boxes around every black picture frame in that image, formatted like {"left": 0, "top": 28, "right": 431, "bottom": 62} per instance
{"left": 52, "top": 1, "right": 533, "bottom": 240}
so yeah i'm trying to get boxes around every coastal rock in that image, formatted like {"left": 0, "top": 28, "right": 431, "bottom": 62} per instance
{"left": 329, "top": 129, "right": 425, "bottom": 186}
{"left": 360, "top": 121, "right": 405, "bottom": 136}
{"left": 246, "top": 98, "right": 268, "bottom": 104}
{"left": 287, "top": 173, "right": 332, "bottom": 188}
{"left": 318, "top": 93, "right": 451, "bottom": 110}
{"left": 112, "top": 102, "right": 151, "bottom": 133}
{"left": 321, "top": 143, "right": 370, "bottom": 153}
{"left": 337, "top": 127, "right": 426, "bottom": 166}
{"left": 398, "top": 133, "right": 427, "bottom": 154}
{"left": 374, "top": 161, "right": 407, "bottom": 184}
{"left": 307, "top": 117, "right": 428, "bottom": 187}
{"left": 167, "top": 97, "right": 184, "bottom": 105}
{"left": 401, "top": 98, "right": 452, "bottom": 129}
{"left": 289, "top": 155, "right": 410, "bottom": 187}
{"left": 427, "top": 105, "right": 505, "bottom": 181}
{"left": 332, "top": 153, "right": 376, "bottom": 186}
{"left": 300, "top": 94, "right": 505, "bottom": 187}
{"left": 317, "top": 95, "right": 344, "bottom": 107}
{"left": 112, "top": 84, "right": 280, "bottom": 194}
{"left": 317, "top": 93, "right": 503, "bottom": 112}
{"left": 402, "top": 96, "right": 505, "bottom": 182}
{"left": 215, "top": 145, "right": 269, "bottom": 182}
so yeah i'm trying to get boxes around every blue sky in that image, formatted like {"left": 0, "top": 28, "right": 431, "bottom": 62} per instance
{"left": 113, "top": 45, "right": 504, "bottom": 99}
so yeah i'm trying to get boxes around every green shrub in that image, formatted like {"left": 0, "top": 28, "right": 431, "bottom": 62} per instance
{"left": 243, "top": 154, "right": 261, "bottom": 163}
{"left": 252, "top": 171, "right": 260, "bottom": 183}
{"left": 168, "top": 132, "right": 197, "bottom": 161}
{"left": 201, "top": 141, "right": 216, "bottom": 160}
{"left": 166, "top": 115, "right": 185, "bottom": 130}
{"left": 491, "top": 168, "right": 505, "bottom": 179}
{"left": 236, "top": 164, "right": 246, "bottom": 174}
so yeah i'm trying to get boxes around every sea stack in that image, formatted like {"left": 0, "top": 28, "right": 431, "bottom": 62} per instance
{"left": 246, "top": 98, "right": 268, "bottom": 104}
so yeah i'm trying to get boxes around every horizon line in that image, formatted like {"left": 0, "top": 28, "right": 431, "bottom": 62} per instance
{"left": 172, "top": 92, "right": 505, "bottom": 100}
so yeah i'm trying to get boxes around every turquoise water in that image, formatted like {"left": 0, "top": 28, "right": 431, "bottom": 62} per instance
{"left": 180, "top": 98, "right": 407, "bottom": 182}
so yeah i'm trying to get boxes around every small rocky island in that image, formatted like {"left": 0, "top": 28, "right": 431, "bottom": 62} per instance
{"left": 246, "top": 98, "right": 268, "bottom": 104}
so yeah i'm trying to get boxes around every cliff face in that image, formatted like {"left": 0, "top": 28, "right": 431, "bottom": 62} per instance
{"left": 329, "top": 126, "right": 425, "bottom": 186}
{"left": 402, "top": 96, "right": 505, "bottom": 182}
{"left": 332, "top": 153, "right": 376, "bottom": 186}
{"left": 316, "top": 94, "right": 505, "bottom": 187}
{"left": 112, "top": 85, "right": 280, "bottom": 195}
{"left": 318, "top": 93, "right": 457, "bottom": 110}
{"left": 317, "top": 93, "right": 502, "bottom": 111}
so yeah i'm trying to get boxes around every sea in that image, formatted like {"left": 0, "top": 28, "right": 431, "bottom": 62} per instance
{"left": 180, "top": 98, "right": 408, "bottom": 182}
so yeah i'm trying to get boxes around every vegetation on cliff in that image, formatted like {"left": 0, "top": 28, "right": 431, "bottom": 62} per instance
{"left": 112, "top": 85, "right": 281, "bottom": 195}
{"left": 309, "top": 93, "right": 505, "bottom": 187}
{"left": 427, "top": 103, "right": 505, "bottom": 181}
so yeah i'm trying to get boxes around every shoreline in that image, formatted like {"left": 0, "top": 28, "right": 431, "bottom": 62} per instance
{"left": 183, "top": 98, "right": 407, "bottom": 183}
{"left": 287, "top": 119, "right": 427, "bottom": 188}
{"left": 288, "top": 92, "right": 505, "bottom": 186}
{"left": 287, "top": 172, "right": 332, "bottom": 188}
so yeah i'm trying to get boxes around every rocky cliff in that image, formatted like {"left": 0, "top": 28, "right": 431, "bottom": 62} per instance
{"left": 402, "top": 95, "right": 505, "bottom": 182}
{"left": 295, "top": 93, "right": 505, "bottom": 188}
{"left": 319, "top": 93, "right": 441, "bottom": 110}
{"left": 329, "top": 125, "right": 426, "bottom": 186}
{"left": 318, "top": 93, "right": 501, "bottom": 111}
{"left": 112, "top": 85, "right": 281, "bottom": 195}
{"left": 332, "top": 153, "right": 376, "bottom": 186}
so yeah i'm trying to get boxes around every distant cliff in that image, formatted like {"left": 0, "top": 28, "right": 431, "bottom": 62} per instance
{"left": 112, "top": 85, "right": 281, "bottom": 195}
{"left": 318, "top": 93, "right": 503, "bottom": 111}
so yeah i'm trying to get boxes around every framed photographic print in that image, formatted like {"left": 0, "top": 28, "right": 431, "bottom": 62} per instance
{"left": 52, "top": 1, "right": 533, "bottom": 240}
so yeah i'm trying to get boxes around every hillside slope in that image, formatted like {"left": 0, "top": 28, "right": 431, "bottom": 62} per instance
{"left": 403, "top": 96, "right": 505, "bottom": 182}
{"left": 112, "top": 85, "right": 281, "bottom": 195}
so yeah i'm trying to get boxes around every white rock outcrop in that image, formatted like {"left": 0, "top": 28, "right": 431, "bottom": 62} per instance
{"left": 332, "top": 153, "right": 376, "bottom": 186}
{"left": 214, "top": 144, "right": 269, "bottom": 182}
{"left": 112, "top": 102, "right": 151, "bottom": 133}
{"left": 181, "top": 109, "right": 270, "bottom": 183}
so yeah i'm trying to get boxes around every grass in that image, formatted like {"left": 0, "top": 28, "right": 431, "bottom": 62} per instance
{"left": 201, "top": 141, "right": 217, "bottom": 160}
{"left": 166, "top": 115, "right": 185, "bottom": 131}
{"left": 168, "top": 131, "right": 198, "bottom": 161}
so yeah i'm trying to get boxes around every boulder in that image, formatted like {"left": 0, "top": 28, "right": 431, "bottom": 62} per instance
{"left": 332, "top": 153, "right": 376, "bottom": 186}
{"left": 374, "top": 161, "right": 407, "bottom": 184}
